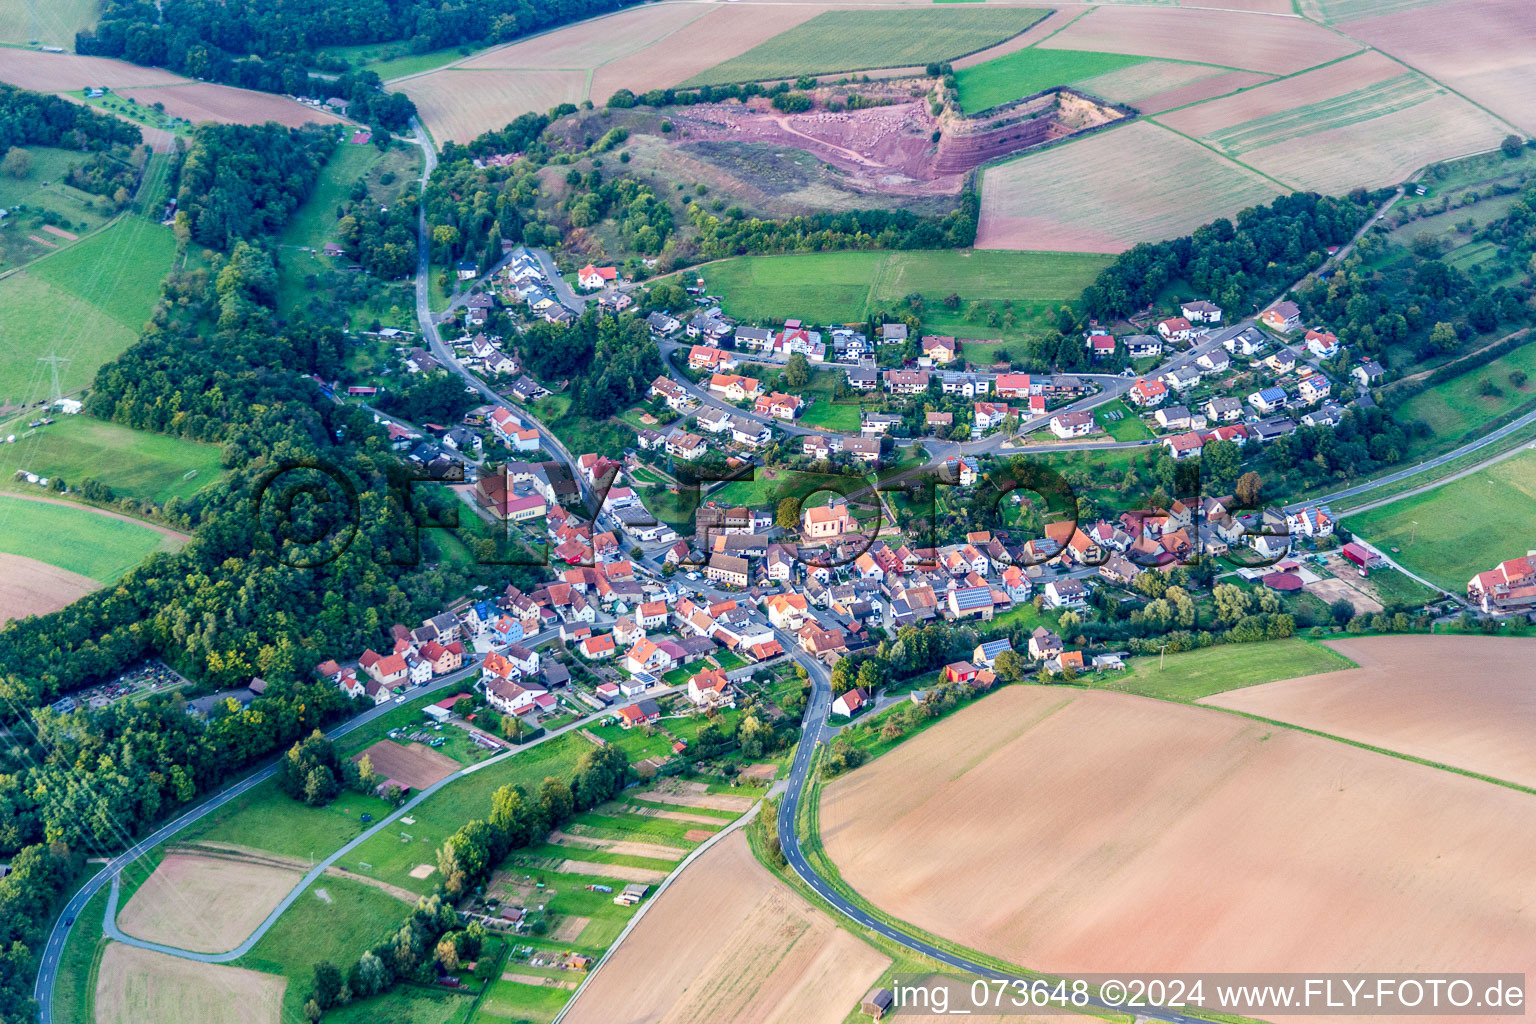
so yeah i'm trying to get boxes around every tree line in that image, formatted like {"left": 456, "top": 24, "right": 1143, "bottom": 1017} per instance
{"left": 174, "top": 123, "right": 332, "bottom": 250}
{"left": 1081, "top": 191, "right": 1387, "bottom": 322}
{"left": 0, "top": 83, "right": 141, "bottom": 152}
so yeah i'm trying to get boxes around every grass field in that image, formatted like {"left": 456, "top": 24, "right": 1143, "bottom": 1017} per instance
{"left": 954, "top": 48, "right": 1148, "bottom": 113}
{"left": 683, "top": 8, "right": 1049, "bottom": 87}
{"left": 1096, "top": 637, "right": 1357, "bottom": 701}
{"left": 0, "top": 496, "right": 176, "bottom": 582}
{"left": 1096, "top": 399, "right": 1151, "bottom": 441}
{"left": 1394, "top": 341, "right": 1536, "bottom": 440}
{"left": 177, "top": 777, "right": 397, "bottom": 862}
{"left": 0, "top": 212, "right": 174, "bottom": 412}
{"left": 238, "top": 877, "right": 409, "bottom": 1022}
{"left": 278, "top": 144, "right": 386, "bottom": 251}
{"left": 1345, "top": 449, "right": 1536, "bottom": 592}
{"left": 698, "top": 249, "right": 1109, "bottom": 325}
{"left": 0, "top": 0, "right": 97, "bottom": 46}
{"left": 0, "top": 416, "right": 225, "bottom": 503}
{"left": 326, "top": 985, "right": 472, "bottom": 1024}
{"left": 342, "top": 736, "right": 586, "bottom": 893}
{"left": 479, "top": 978, "right": 571, "bottom": 1023}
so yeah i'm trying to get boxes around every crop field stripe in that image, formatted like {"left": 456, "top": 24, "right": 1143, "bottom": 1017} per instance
{"left": 681, "top": 8, "right": 1050, "bottom": 87}
{"left": 1143, "top": 117, "right": 1296, "bottom": 191}
{"left": 1201, "top": 72, "right": 1439, "bottom": 155}
{"left": 1144, "top": 46, "right": 1370, "bottom": 117}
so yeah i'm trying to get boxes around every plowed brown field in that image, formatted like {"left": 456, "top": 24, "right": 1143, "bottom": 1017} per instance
{"left": 823, "top": 686, "right": 1536, "bottom": 980}
{"left": 0, "top": 552, "right": 96, "bottom": 624}
{"left": 115, "top": 84, "right": 343, "bottom": 128}
{"left": 1204, "top": 635, "right": 1536, "bottom": 787}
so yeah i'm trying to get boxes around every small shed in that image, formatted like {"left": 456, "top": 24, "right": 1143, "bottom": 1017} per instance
{"left": 862, "top": 987, "right": 894, "bottom": 1020}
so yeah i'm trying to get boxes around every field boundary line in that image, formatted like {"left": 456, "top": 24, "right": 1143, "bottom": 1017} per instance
{"left": 1026, "top": 6, "right": 1091, "bottom": 47}
{"left": 1141, "top": 115, "right": 1296, "bottom": 191}
{"left": 1143, "top": 46, "right": 1364, "bottom": 117}
{"left": 550, "top": 799, "right": 761, "bottom": 1024}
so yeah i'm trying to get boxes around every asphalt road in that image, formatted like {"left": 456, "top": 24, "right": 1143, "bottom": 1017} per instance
{"left": 1284, "top": 405, "right": 1536, "bottom": 513}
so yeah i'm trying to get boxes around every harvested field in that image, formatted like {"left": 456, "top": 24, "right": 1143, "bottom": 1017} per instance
{"left": 354, "top": 739, "right": 458, "bottom": 790}
{"left": 549, "top": 915, "right": 590, "bottom": 943}
{"left": 562, "top": 831, "right": 889, "bottom": 1024}
{"left": 643, "top": 779, "right": 756, "bottom": 811}
{"left": 1133, "top": 69, "right": 1274, "bottom": 115}
{"left": 114, "top": 84, "right": 343, "bottom": 128}
{"left": 683, "top": 829, "right": 713, "bottom": 842}
{"left": 401, "top": 69, "right": 586, "bottom": 144}
{"left": 977, "top": 120, "right": 1279, "bottom": 252}
{"left": 1239, "top": 90, "right": 1512, "bottom": 194}
{"left": 1039, "top": 6, "right": 1359, "bottom": 75}
{"left": 1337, "top": 0, "right": 1536, "bottom": 135}
{"left": 1204, "top": 635, "right": 1536, "bottom": 788}
{"left": 1154, "top": 50, "right": 1510, "bottom": 191}
{"left": 590, "top": 5, "right": 828, "bottom": 103}
{"left": 95, "top": 944, "right": 285, "bottom": 1024}
{"left": 1305, "top": 574, "right": 1383, "bottom": 614}
{"left": 547, "top": 831, "right": 687, "bottom": 861}
{"left": 117, "top": 852, "right": 302, "bottom": 954}
{"left": 682, "top": 8, "right": 1050, "bottom": 87}
{"left": 0, "top": 552, "right": 97, "bottom": 625}
{"left": 456, "top": 3, "right": 709, "bottom": 69}
{"left": 554, "top": 859, "right": 668, "bottom": 884}
{"left": 823, "top": 685, "right": 1536, "bottom": 977}
{"left": 1072, "top": 60, "right": 1274, "bottom": 115}
{"left": 0, "top": 48, "right": 184, "bottom": 91}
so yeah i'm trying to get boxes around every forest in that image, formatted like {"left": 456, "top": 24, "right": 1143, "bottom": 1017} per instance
{"left": 0, "top": 83, "right": 141, "bottom": 151}
{"left": 1080, "top": 190, "right": 1388, "bottom": 322}
{"left": 175, "top": 122, "right": 332, "bottom": 249}
{"left": 519, "top": 305, "right": 665, "bottom": 420}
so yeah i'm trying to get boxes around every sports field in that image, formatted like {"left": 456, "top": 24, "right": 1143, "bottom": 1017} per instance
{"left": 954, "top": 47, "right": 1148, "bottom": 113}
{"left": 1206, "top": 635, "right": 1536, "bottom": 788}
{"left": 563, "top": 830, "right": 890, "bottom": 1024}
{"left": 1097, "top": 637, "right": 1356, "bottom": 702}
{"left": 1344, "top": 449, "right": 1536, "bottom": 591}
{"left": 0, "top": 417, "right": 225, "bottom": 503}
{"left": 95, "top": 943, "right": 285, "bottom": 1024}
{"left": 682, "top": 8, "right": 1049, "bottom": 87}
{"left": 0, "top": 495, "right": 180, "bottom": 582}
{"left": 977, "top": 120, "right": 1281, "bottom": 252}
{"left": 823, "top": 685, "right": 1536, "bottom": 979}
{"left": 698, "top": 249, "right": 1111, "bottom": 324}
{"left": 0, "top": 213, "right": 174, "bottom": 410}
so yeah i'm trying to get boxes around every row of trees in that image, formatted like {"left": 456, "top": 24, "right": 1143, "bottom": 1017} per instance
{"left": 683, "top": 191, "right": 980, "bottom": 259}
{"left": 277, "top": 731, "right": 381, "bottom": 806}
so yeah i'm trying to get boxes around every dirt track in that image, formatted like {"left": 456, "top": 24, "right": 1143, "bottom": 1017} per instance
{"left": 1205, "top": 635, "right": 1536, "bottom": 787}
{"left": 562, "top": 831, "right": 889, "bottom": 1024}
{"left": 823, "top": 685, "right": 1536, "bottom": 991}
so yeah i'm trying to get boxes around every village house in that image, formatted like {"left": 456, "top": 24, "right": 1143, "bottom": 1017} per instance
{"left": 993, "top": 373, "right": 1034, "bottom": 399}
{"left": 1124, "top": 334, "right": 1162, "bottom": 359}
{"left": 1049, "top": 410, "right": 1096, "bottom": 439}
{"left": 649, "top": 376, "right": 693, "bottom": 412}
{"left": 686, "top": 668, "right": 734, "bottom": 708}
{"left": 1127, "top": 378, "right": 1168, "bottom": 408}
{"left": 1084, "top": 332, "right": 1116, "bottom": 361}
{"left": 1204, "top": 396, "right": 1243, "bottom": 423}
{"left": 666, "top": 432, "right": 706, "bottom": 461}
{"left": 831, "top": 686, "right": 867, "bottom": 717}
{"left": 1028, "top": 627, "right": 1062, "bottom": 661}
{"left": 1248, "top": 387, "right": 1289, "bottom": 415}
{"left": 1468, "top": 556, "right": 1536, "bottom": 614}
{"left": 617, "top": 699, "right": 661, "bottom": 729}
{"left": 754, "top": 392, "right": 803, "bottom": 420}
{"left": 920, "top": 335, "right": 957, "bottom": 363}
{"left": 1225, "top": 327, "right": 1267, "bottom": 357}
{"left": 688, "top": 345, "right": 734, "bottom": 371}
{"left": 883, "top": 369, "right": 931, "bottom": 395}
{"left": 1352, "top": 360, "right": 1385, "bottom": 388}
{"left": 1157, "top": 316, "right": 1195, "bottom": 343}
{"left": 734, "top": 326, "right": 775, "bottom": 351}
{"left": 1155, "top": 405, "right": 1192, "bottom": 431}
{"left": 1043, "top": 578, "right": 1088, "bottom": 610}
{"left": 648, "top": 312, "right": 682, "bottom": 336}
{"left": 973, "top": 402, "right": 1011, "bottom": 432}
{"left": 1304, "top": 328, "right": 1340, "bottom": 359}
{"left": 1196, "top": 348, "right": 1230, "bottom": 375}
{"left": 1260, "top": 301, "right": 1303, "bottom": 333}
{"left": 1162, "top": 365, "right": 1200, "bottom": 392}
{"left": 842, "top": 437, "right": 881, "bottom": 464}
{"left": 1298, "top": 375, "right": 1332, "bottom": 404}
{"left": 1180, "top": 299, "right": 1222, "bottom": 323}
{"left": 709, "top": 373, "right": 761, "bottom": 401}
{"left": 706, "top": 553, "right": 750, "bottom": 588}
{"left": 577, "top": 264, "right": 617, "bottom": 289}
{"left": 861, "top": 412, "right": 901, "bottom": 437}
{"left": 879, "top": 323, "right": 907, "bottom": 346}
{"left": 1164, "top": 430, "right": 1205, "bottom": 461}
